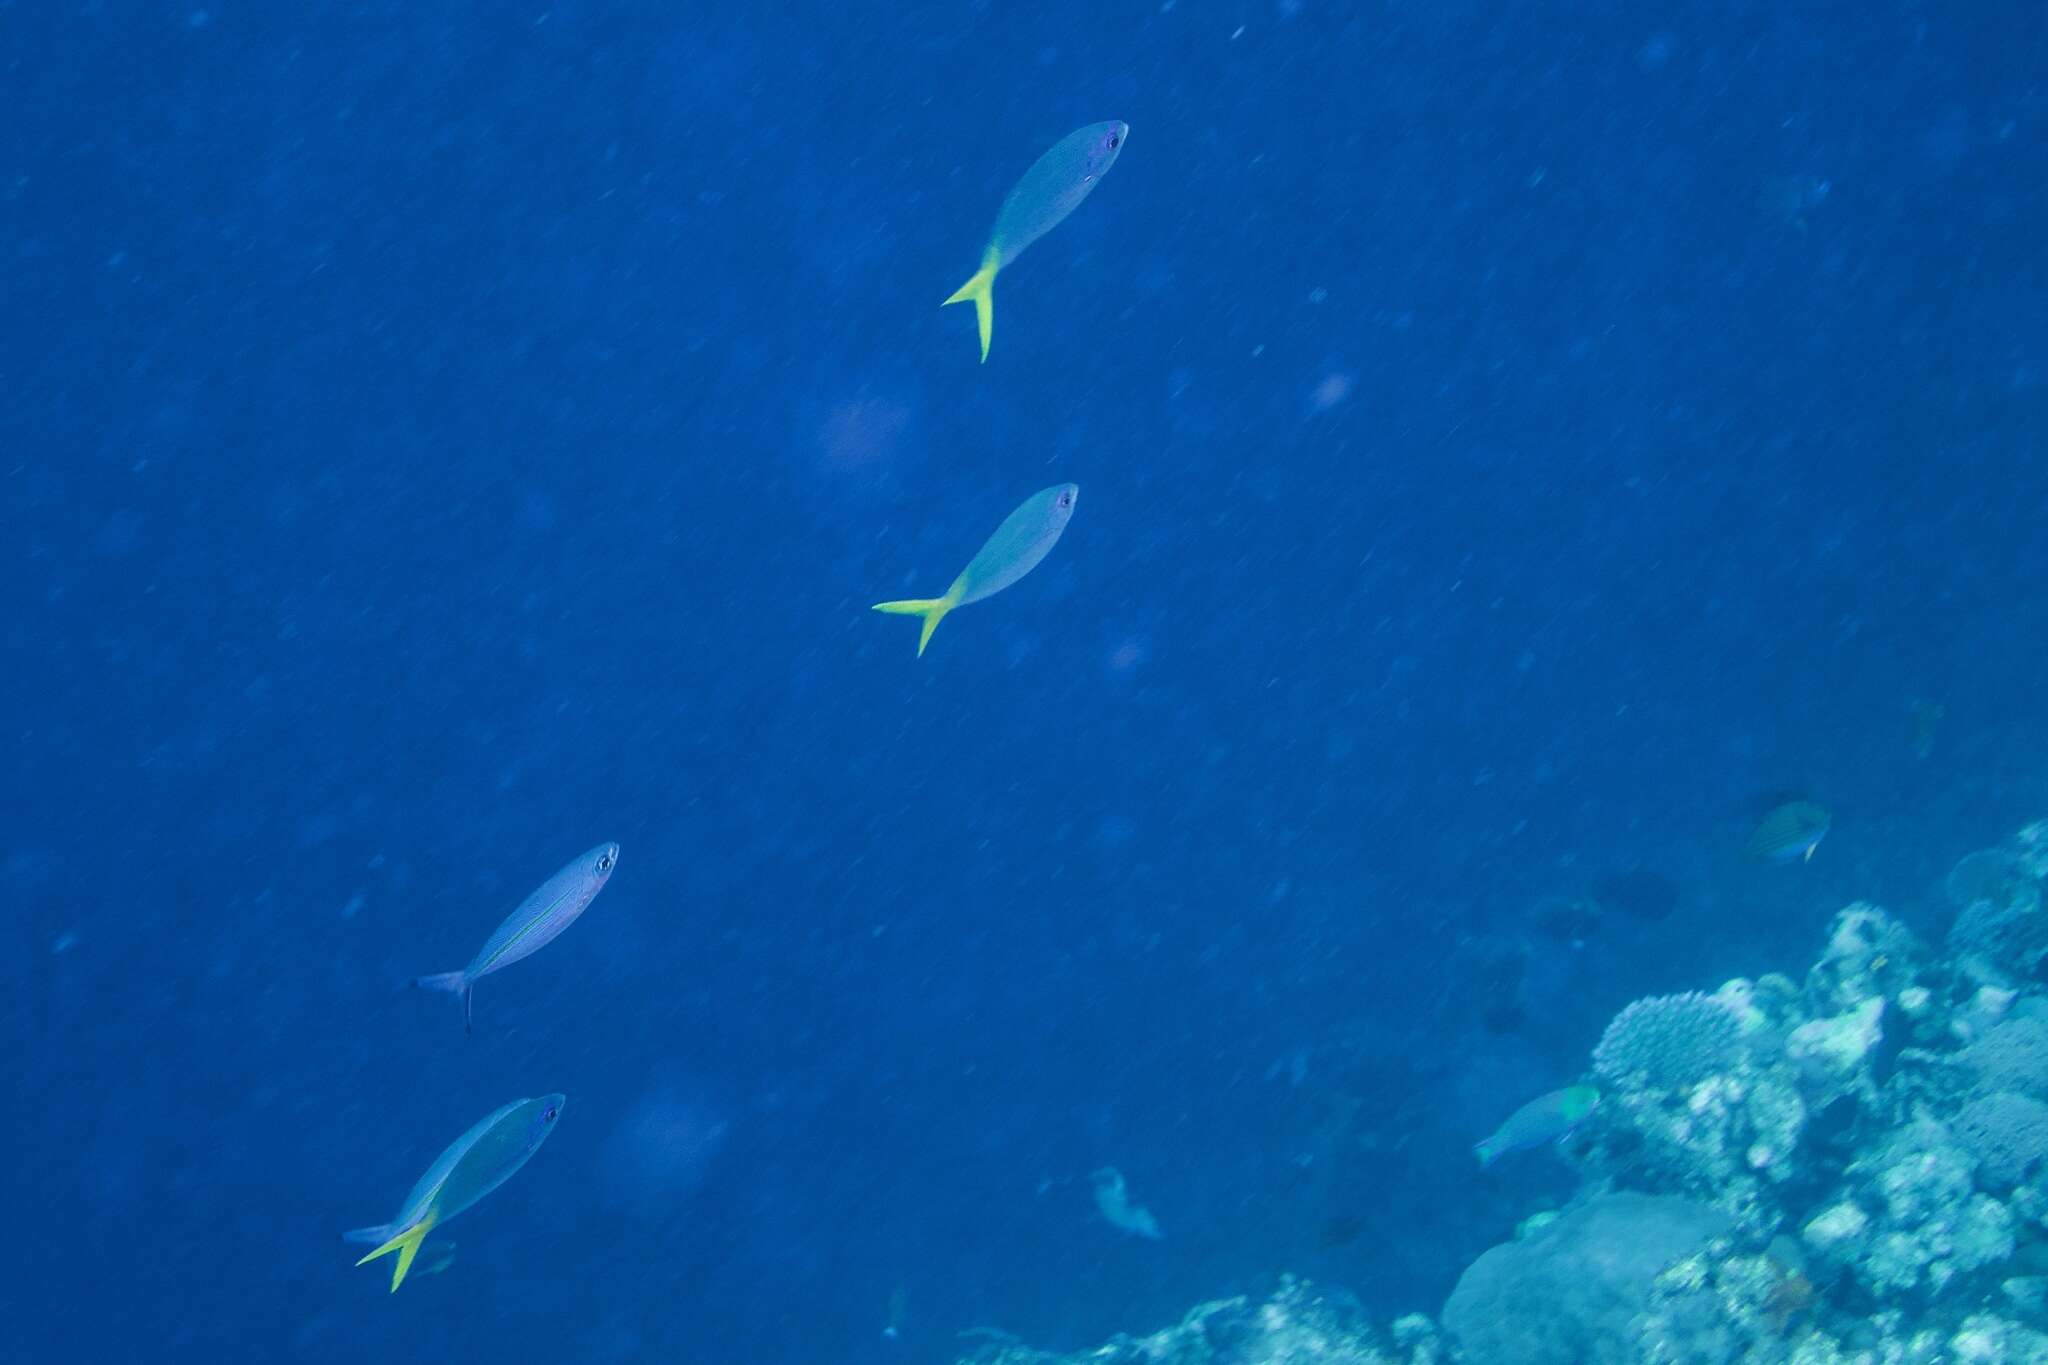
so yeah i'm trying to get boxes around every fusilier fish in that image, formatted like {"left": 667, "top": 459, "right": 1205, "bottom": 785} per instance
{"left": 944, "top": 122, "right": 1128, "bottom": 362}
{"left": 1747, "top": 801, "right": 1830, "bottom": 864}
{"left": 1475, "top": 1085, "right": 1600, "bottom": 1166}
{"left": 345, "top": 1094, "right": 565, "bottom": 1292}
{"left": 872, "top": 485, "right": 1079, "bottom": 656}
{"left": 416, "top": 842, "right": 618, "bottom": 1033}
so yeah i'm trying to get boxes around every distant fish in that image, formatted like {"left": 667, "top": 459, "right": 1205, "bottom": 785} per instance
{"left": 872, "top": 485, "right": 1078, "bottom": 656}
{"left": 1747, "top": 801, "right": 1831, "bottom": 864}
{"left": 944, "top": 122, "right": 1128, "bottom": 362}
{"left": 345, "top": 1095, "right": 564, "bottom": 1292}
{"left": 882, "top": 1285, "right": 907, "bottom": 1342}
{"left": 1757, "top": 173, "right": 1831, "bottom": 233}
{"left": 1593, "top": 868, "right": 1678, "bottom": 923}
{"left": 416, "top": 843, "right": 619, "bottom": 1033}
{"left": 1475, "top": 1085, "right": 1600, "bottom": 1166}
{"left": 1910, "top": 699, "right": 1945, "bottom": 760}
{"left": 1317, "top": 1212, "right": 1366, "bottom": 1248}
{"left": 1091, "top": 1166, "right": 1163, "bottom": 1240}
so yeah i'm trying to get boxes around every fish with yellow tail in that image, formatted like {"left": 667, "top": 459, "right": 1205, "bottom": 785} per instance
{"left": 345, "top": 1095, "right": 564, "bottom": 1292}
{"left": 872, "top": 485, "right": 1078, "bottom": 656}
{"left": 945, "top": 122, "right": 1127, "bottom": 362}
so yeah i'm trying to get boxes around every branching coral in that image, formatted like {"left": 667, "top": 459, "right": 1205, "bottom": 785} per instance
{"left": 1593, "top": 992, "right": 1746, "bottom": 1091}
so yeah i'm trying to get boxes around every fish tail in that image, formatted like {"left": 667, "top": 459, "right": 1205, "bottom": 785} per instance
{"left": 942, "top": 257, "right": 997, "bottom": 363}
{"left": 354, "top": 1214, "right": 437, "bottom": 1293}
{"left": 342, "top": 1222, "right": 398, "bottom": 1246}
{"left": 871, "top": 584, "right": 964, "bottom": 658}
{"left": 414, "top": 971, "right": 474, "bottom": 1035}
{"left": 1474, "top": 1138, "right": 1504, "bottom": 1167}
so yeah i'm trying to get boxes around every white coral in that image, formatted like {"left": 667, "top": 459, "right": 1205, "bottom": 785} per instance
{"left": 1593, "top": 992, "right": 1746, "bottom": 1091}
{"left": 1802, "top": 1200, "right": 1869, "bottom": 1256}
{"left": 1788, "top": 998, "right": 1884, "bottom": 1075}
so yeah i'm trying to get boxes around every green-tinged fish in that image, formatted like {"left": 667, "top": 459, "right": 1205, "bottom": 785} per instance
{"left": 415, "top": 842, "right": 618, "bottom": 1034}
{"left": 345, "top": 1094, "right": 564, "bottom": 1292}
{"left": 944, "top": 122, "right": 1128, "bottom": 362}
{"left": 872, "top": 484, "right": 1079, "bottom": 656}
{"left": 1475, "top": 1085, "right": 1600, "bottom": 1166}
{"left": 1747, "top": 801, "right": 1831, "bottom": 864}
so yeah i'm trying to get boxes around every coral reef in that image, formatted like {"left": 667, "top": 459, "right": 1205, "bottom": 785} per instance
{"left": 1946, "top": 829, "right": 2048, "bottom": 989}
{"left": 1955, "top": 1014, "right": 2048, "bottom": 1100}
{"left": 954, "top": 821, "right": 2048, "bottom": 1365}
{"left": 1592, "top": 992, "right": 1748, "bottom": 1091}
{"left": 956, "top": 1276, "right": 1437, "bottom": 1365}
{"left": 1950, "top": 1093, "right": 2048, "bottom": 1190}
{"left": 1441, "top": 1192, "right": 1731, "bottom": 1364}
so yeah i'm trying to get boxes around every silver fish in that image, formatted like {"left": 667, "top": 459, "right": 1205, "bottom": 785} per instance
{"left": 416, "top": 843, "right": 618, "bottom": 1033}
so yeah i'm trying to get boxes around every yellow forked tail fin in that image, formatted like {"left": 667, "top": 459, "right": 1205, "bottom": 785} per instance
{"left": 942, "top": 259, "right": 997, "bottom": 363}
{"left": 871, "top": 587, "right": 962, "bottom": 658}
{"left": 355, "top": 1215, "right": 437, "bottom": 1293}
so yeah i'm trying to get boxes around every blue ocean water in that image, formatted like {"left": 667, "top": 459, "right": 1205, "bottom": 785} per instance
{"left": 7, "top": 3, "right": 2045, "bottom": 1361}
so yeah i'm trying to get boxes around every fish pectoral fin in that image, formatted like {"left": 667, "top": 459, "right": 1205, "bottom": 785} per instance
{"left": 942, "top": 262, "right": 997, "bottom": 363}
{"left": 872, "top": 585, "right": 964, "bottom": 658}
{"left": 354, "top": 1214, "right": 437, "bottom": 1293}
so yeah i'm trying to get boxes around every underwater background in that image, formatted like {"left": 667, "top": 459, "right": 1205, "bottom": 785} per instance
{"left": 7, "top": 2, "right": 2045, "bottom": 1362}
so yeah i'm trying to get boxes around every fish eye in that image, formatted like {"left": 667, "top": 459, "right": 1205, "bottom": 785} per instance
{"left": 1107, "top": 133, "right": 1119, "bottom": 148}
{"left": 597, "top": 851, "right": 614, "bottom": 872}
{"left": 544, "top": 1106, "right": 559, "bottom": 1122}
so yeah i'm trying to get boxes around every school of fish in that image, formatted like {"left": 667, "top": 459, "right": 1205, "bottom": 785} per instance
{"left": 347, "top": 118, "right": 1837, "bottom": 1310}
{"left": 346, "top": 125, "right": 1127, "bottom": 1291}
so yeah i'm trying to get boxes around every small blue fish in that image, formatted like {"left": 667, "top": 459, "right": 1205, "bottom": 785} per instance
{"left": 345, "top": 1095, "right": 564, "bottom": 1291}
{"left": 416, "top": 843, "right": 618, "bottom": 1033}
{"left": 871, "top": 485, "right": 1079, "bottom": 656}
{"left": 943, "top": 122, "right": 1129, "bottom": 362}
